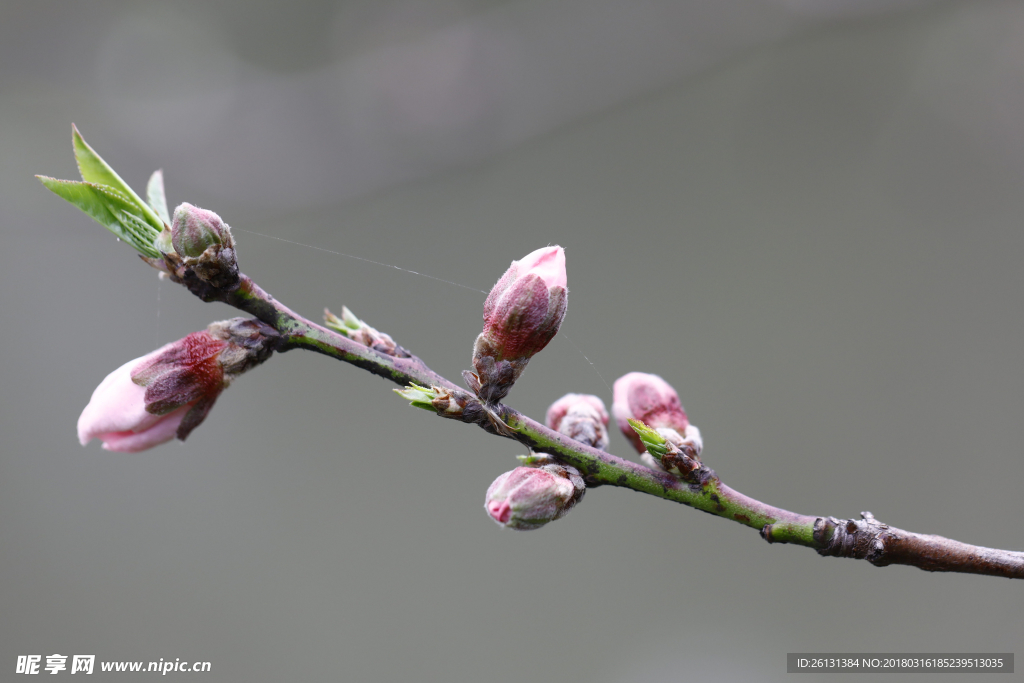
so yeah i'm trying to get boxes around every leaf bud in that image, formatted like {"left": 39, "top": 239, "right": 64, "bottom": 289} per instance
{"left": 612, "top": 372, "right": 689, "bottom": 454}
{"left": 628, "top": 419, "right": 704, "bottom": 480}
{"left": 325, "top": 306, "right": 410, "bottom": 357}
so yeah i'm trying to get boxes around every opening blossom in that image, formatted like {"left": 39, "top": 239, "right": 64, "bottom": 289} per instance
{"left": 466, "top": 246, "right": 567, "bottom": 403}
{"left": 77, "top": 318, "right": 276, "bottom": 452}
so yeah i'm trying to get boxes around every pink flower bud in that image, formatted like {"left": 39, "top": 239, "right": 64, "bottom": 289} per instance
{"left": 77, "top": 318, "right": 277, "bottom": 452}
{"left": 484, "top": 463, "right": 585, "bottom": 530}
{"left": 612, "top": 372, "right": 689, "bottom": 454}
{"left": 467, "top": 246, "right": 567, "bottom": 403}
{"left": 546, "top": 393, "right": 610, "bottom": 450}
{"left": 481, "top": 246, "right": 567, "bottom": 361}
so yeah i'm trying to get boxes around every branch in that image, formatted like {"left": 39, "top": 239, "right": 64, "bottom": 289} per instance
{"left": 169, "top": 264, "right": 1024, "bottom": 579}
{"left": 45, "top": 130, "right": 1021, "bottom": 578}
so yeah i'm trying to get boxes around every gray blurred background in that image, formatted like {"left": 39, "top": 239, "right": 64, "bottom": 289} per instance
{"left": 2, "top": 0, "right": 1023, "bottom": 681}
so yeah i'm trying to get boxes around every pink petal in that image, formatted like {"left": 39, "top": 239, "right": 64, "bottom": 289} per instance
{"left": 96, "top": 405, "right": 190, "bottom": 453}
{"left": 78, "top": 362, "right": 150, "bottom": 446}
{"left": 487, "top": 500, "right": 512, "bottom": 524}
{"left": 77, "top": 344, "right": 174, "bottom": 447}
{"left": 516, "top": 246, "right": 566, "bottom": 290}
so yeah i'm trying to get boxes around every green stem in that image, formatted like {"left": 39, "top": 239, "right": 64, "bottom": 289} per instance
{"left": 505, "top": 411, "right": 819, "bottom": 545}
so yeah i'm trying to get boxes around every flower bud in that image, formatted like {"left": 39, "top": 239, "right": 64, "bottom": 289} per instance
{"left": 546, "top": 393, "right": 610, "bottom": 450}
{"left": 484, "top": 463, "right": 585, "bottom": 530}
{"left": 77, "top": 318, "right": 277, "bottom": 452}
{"left": 170, "top": 203, "right": 239, "bottom": 289}
{"left": 466, "top": 246, "right": 567, "bottom": 403}
{"left": 612, "top": 372, "right": 689, "bottom": 454}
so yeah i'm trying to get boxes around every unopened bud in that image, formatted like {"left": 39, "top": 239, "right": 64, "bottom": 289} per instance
{"left": 546, "top": 393, "right": 610, "bottom": 450}
{"left": 170, "top": 203, "right": 239, "bottom": 289}
{"left": 612, "top": 372, "right": 689, "bottom": 454}
{"left": 484, "top": 463, "right": 584, "bottom": 530}
{"left": 466, "top": 246, "right": 567, "bottom": 403}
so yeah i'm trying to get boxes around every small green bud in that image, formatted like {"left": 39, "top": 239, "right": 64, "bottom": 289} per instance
{"left": 627, "top": 418, "right": 669, "bottom": 458}
{"left": 516, "top": 453, "right": 557, "bottom": 466}
{"left": 630, "top": 418, "right": 704, "bottom": 480}
{"left": 325, "top": 306, "right": 408, "bottom": 357}
{"left": 170, "top": 203, "right": 239, "bottom": 289}
{"left": 394, "top": 383, "right": 471, "bottom": 418}
{"left": 394, "top": 383, "right": 437, "bottom": 411}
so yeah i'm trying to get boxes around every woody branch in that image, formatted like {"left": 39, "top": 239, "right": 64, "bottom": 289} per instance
{"left": 44, "top": 126, "right": 1024, "bottom": 580}
{"left": 178, "top": 265, "right": 1024, "bottom": 579}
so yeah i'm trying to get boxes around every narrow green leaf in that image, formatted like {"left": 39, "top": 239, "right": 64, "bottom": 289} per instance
{"left": 324, "top": 311, "right": 352, "bottom": 336}
{"left": 37, "top": 176, "right": 161, "bottom": 258}
{"left": 341, "top": 306, "right": 362, "bottom": 329}
{"left": 71, "top": 124, "right": 164, "bottom": 233}
{"left": 627, "top": 418, "right": 669, "bottom": 458}
{"left": 394, "top": 384, "right": 437, "bottom": 411}
{"left": 146, "top": 169, "right": 171, "bottom": 226}
{"left": 516, "top": 453, "right": 555, "bottom": 465}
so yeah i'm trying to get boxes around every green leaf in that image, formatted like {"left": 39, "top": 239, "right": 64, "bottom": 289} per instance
{"left": 516, "top": 453, "right": 555, "bottom": 465}
{"left": 146, "top": 169, "right": 171, "bottom": 226}
{"left": 324, "top": 305, "right": 366, "bottom": 336}
{"left": 341, "top": 306, "right": 362, "bottom": 329}
{"left": 627, "top": 418, "right": 669, "bottom": 459}
{"left": 71, "top": 124, "right": 164, "bottom": 234}
{"left": 394, "top": 384, "right": 437, "bottom": 411}
{"left": 37, "top": 176, "right": 161, "bottom": 258}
